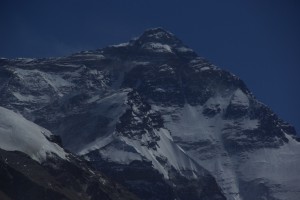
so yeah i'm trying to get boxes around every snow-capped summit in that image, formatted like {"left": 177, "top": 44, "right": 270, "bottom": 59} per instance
{"left": 134, "top": 27, "right": 196, "bottom": 56}
{"left": 137, "top": 27, "right": 178, "bottom": 43}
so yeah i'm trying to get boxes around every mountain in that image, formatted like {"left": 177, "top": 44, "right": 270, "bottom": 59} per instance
{"left": 0, "top": 27, "right": 299, "bottom": 200}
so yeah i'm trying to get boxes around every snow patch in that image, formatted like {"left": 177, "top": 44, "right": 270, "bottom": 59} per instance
{"left": 145, "top": 30, "right": 173, "bottom": 40}
{"left": 142, "top": 42, "right": 173, "bottom": 53}
{"left": 158, "top": 64, "right": 175, "bottom": 74}
{"left": 0, "top": 107, "right": 67, "bottom": 163}
{"left": 238, "top": 133, "right": 300, "bottom": 200}
{"left": 155, "top": 99, "right": 242, "bottom": 199}
{"left": 110, "top": 42, "right": 130, "bottom": 48}
{"left": 13, "top": 92, "right": 50, "bottom": 103}
{"left": 78, "top": 90, "right": 130, "bottom": 154}
{"left": 96, "top": 140, "right": 143, "bottom": 164}
{"left": 200, "top": 66, "right": 210, "bottom": 71}
{"left": 230, "top": 89, "right": 249, "bottom": 107}
{"left": 120, "top": 127, "right": 201, "bottom": 179}
{"left": 154, "top": 88, "right": 166, "bottom": 93}
{"left": 14, "top": 68, "right": 73, "bottom": 97}
{"left": 176, "top": 47, "right": 193, "bottom": 53}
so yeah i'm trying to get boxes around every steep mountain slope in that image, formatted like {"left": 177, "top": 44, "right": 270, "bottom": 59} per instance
{"left": 0, "top": 28, "right": 299, "bottom": 200}
{"left": 0, "top": 106, "right": 66, "bottom": 162}
{"left": 0, "top": 106, "right": 138, "bottom": 200}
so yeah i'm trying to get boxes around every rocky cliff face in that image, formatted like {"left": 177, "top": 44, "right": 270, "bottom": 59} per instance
{"left": 0, "top": 28, "right": 299, "bottom": 200}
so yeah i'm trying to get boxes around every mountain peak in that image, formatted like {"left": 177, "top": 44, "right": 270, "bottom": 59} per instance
{"left": 106, "top": 28, "right": 195, "bottom": 56}
{"left": 124, "top": 27, "right": 197, "bottom": 56}
{"left": 142, "top": 27, "right": 174, "bottom": 37}
{"left": 136, "top": 27, "right": 182, "bottom": 45}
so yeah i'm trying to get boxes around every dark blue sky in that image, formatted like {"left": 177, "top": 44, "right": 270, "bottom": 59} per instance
{"left": 1, "top": 0, "right": 299, "bottom": 134}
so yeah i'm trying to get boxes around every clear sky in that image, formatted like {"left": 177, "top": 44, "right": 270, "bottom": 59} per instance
{"left": 1, "top": 0, "right": 299, "bottom": 134}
